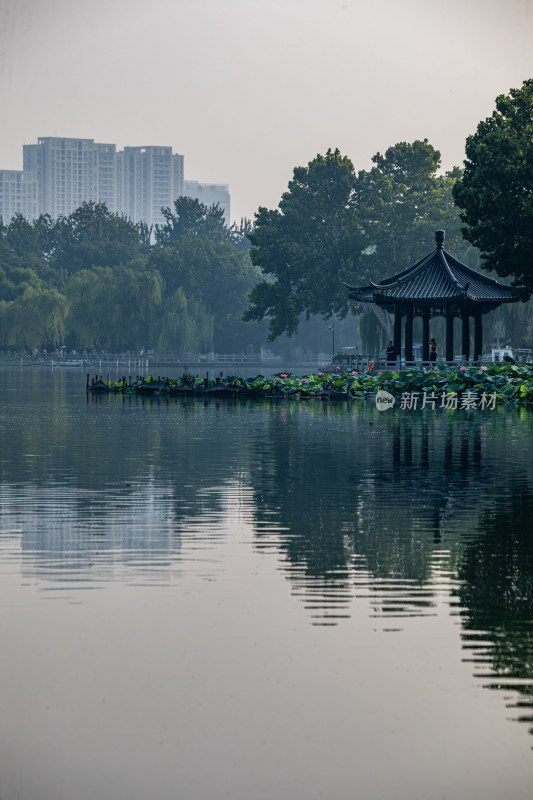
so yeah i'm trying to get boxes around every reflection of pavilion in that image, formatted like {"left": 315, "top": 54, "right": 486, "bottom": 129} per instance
{"left": 249, "top": 409, "right": 500, "bottom": 624}
{"left": 250, "top": 407, "right": 533, "bottom": 736}
{"left": 347, "top": 230, "right": 517, "bottom": 361}
{"left": 390, "top": 414, "right": 484, "bottom": 544}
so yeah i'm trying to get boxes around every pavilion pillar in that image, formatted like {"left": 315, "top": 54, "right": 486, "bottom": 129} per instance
{"left": 461, "top": 311, "right": 470, "bottom": 362}
{"left": 404, "top": 306, "right": 413, "bottom": 363}
{"left": 393, "top": 307, "right": 402, "bottom": 364}
{"left": 445, "top": 307, "right": 454, "bottom": 362}
{"left": 474, "top": 309, "right": 483, "bottom": 362}
{"left": 422, "top": 308, "right": 430, "bottom": 362}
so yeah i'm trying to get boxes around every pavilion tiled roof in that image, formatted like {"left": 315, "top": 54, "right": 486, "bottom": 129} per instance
{"left": 346, "top": 231, "right": 518, "bottom": 307}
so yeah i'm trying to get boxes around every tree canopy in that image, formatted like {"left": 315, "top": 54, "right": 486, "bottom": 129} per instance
{"left": 51, "top": 202, "right": 151, "bottom": 273}
{"left": 244, "top": 148, "right": 364, "bottom": 340}
{"left": 155, "top": 196, "right": 229, "bottom": 245}
{"left": 244, "top": 142, "right": 475, "bottom": 342}
{"left": 452, "top": 79, "right": 533, "bottom": 294}
{"left": 0, "top": 199, "right": 262, "bottom": 354}
{"left": 355, "top": 140, "right": 471, "bottom": 271}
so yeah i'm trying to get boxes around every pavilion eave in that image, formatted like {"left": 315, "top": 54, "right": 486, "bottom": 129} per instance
{"left": 347, "top": 230, "right": 521, "bottom": 363}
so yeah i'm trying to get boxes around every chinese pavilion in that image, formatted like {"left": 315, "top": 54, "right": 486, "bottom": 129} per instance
{"left": 346, "top": 231, "right": 518, "bottom": 363}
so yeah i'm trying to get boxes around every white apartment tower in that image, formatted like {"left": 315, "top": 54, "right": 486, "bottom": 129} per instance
{"left": 117, "top": 146, "right": 184, "bottom": 228}
{"left": 0, "top": 170, "right": 38, "bottom": 226}
{"left": 23, "top": 137, "right": 117, "bottom": 218}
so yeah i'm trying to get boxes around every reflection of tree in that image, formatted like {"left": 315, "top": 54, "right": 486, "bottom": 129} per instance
{"left": 249, "top": 406, "right": 506, "bottom": 622}
{"left": 5, "top": 364, "right": 533, "bottom": 712}
{"left": 455, "top": 484, "right": 533, "bottom": 733}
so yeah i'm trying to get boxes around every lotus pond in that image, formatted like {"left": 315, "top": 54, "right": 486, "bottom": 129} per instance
{"left": 103, "top": 362, "right": 533, "bottom": 405}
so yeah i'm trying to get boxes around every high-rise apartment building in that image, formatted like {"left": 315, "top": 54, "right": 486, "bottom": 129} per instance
{"left": 95, "top": 142, "right": 117, "bottom": 212}
{"left": 183, "top": 181, "right": 230, "bottom": 225}
{"left": 23, "top": 137, "right": 117, "bottom": 218}
{"left": 117, "top": 146, "right": 184, "bottom": 228}
{"left": 1, "top": 137, "right": 226, "bottom": 229}
{"left": 173, "top": 153, "right": 184, "bottom": 200}
{"left": 0, "top": 170, "right": 39, "bottom": 226}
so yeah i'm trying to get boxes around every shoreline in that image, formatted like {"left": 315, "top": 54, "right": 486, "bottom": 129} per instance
{"left": 86, "top": 363, "right": 533, "bottom": 407}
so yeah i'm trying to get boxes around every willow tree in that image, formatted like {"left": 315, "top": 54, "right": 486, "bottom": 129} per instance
{"left": 153, "top": 289, "right": 213, "bottom": 355}
{"left": 65, "top": 263, "right": 164, "bottom": 351}
{"left": 0, "top": 286, "right": 67, "bottom": 349}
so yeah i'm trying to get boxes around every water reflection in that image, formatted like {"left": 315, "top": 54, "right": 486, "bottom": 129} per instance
{"left": 1, "top": 367, "right": 533, "bottom": 742}
{"left": 245, "top": 401, "right": 533, "bottom": 736}
{"left": 0, "top": 385, "right": 251, "bottom": 585}
{"left": 249, "top": 406, "right": 494, "bottom": 620}
{"left": 455, "top": 484, "right": 533, "bottom": 735}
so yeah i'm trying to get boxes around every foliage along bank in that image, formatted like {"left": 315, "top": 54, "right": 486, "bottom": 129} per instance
{"left": 0, "top": 199, "right": 263, "bottom": 355}
{"left": 97, "top": 363, "right": 533, "bottom": 407}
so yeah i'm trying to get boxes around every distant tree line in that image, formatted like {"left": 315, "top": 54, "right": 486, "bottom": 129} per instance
{"left": 0, "top": 198, "right": 262, "bottom": 353}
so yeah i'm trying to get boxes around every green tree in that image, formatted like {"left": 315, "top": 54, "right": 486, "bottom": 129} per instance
{"left": 0, "top": 239, "right": 32, "bottom": 301}
{"left": 152, "top": 289, "right": 213, "bottom": 354}
{"left": 155, "top": 196, "right": 229, "bottom": 245}
{"left": 4, "top": 213, "right": 63, "bottom": 287}
{"left": 153, "top": 197, "right": 263, "bottom": 349}
{"left": 453, "top": 79, "right": 533, "bottom": 294}
{"left": 150, "top": 235, "right": 262, "bottom": 351}
{"left": 354, "top": 140, "right": 470, "bottom": 273}
{"left": 51, "top": 202, "right": 147, "bottom": 273}
{"left": 65, "top": 262, "right": 164, "bottom": 351}
{"left": 244, "top": 148, "right": 364, "bottom": 341}
{"left": 228, "top": 218, "right": 253, "bottom": 253}
{"left": 0, "top": 200, "right": 263, "bottom": 354}
{"left": 0, "top": 237, "right": 69, "bottom": 349}
{"left": 5, "top": 213, "right": 42, "bottom": 258}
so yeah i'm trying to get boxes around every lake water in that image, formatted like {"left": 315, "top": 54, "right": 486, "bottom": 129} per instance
{"left": 0, "top": 367, "right": 532, "bottom": 800}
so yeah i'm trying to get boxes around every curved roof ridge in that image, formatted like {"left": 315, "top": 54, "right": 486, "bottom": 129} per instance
{"left": 374, "top": 251, "right": 432, "bottom": 285}
{"left": 438, "top": 249, "right": 467, "bottom": 293}
{"left": 343, "top": 279, "right": 369, "bottom": 292}
{"left": 370, "top": 249, "right": 437, "bottom": 290}
{"left": 345, "top": 232, "right": 518, "bottom": 306}
{"left": 443, "top": 250, "right": 517, "bottom": 289}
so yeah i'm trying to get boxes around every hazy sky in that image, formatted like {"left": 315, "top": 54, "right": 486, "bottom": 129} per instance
{"left": 1, "top": 0, "right": 532, "bottom": 222}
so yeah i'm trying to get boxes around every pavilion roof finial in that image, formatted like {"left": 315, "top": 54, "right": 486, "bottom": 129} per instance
{"left": 435, "top": 230, "right": 445, "bottom": 249}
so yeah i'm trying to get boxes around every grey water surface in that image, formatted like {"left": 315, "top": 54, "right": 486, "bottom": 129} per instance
{"left": 0, "top": 367, "right": 532, "bottom": 800}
